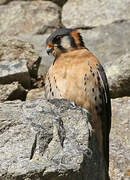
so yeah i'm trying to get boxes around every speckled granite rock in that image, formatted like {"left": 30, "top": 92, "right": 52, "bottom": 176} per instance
{"left": 79, "top": 21, "right": 130, "bottom": 66}
{"left": 0, "top": 99, "right": 107, "bottom": 180}
{"left": 0, "top": 82, "right": 27, "bottom": 102}
{"left": 0, "top": 39, "right": 42, "bottom": 89}
{"left": 62, "top": 0, "right": 130, "bottom": 28}
{"left": 0, "top": 39, "right": 38, "bottom": 63}
{"left": 0, "top": 59, "right": 30, "bottom": 89}
{"left": 26, "top": 88, "right": 45, "bottom": 100}
{"left": 0, "top": 0, "right": 67, "bottom": 7}
{"left": 105, "top": 53, "right": 130, "bottom": 98}
{"left": 0, "top": 1, "right": 60, "bottom": 36}
{"left": 17, "top": 33, "right": 54, "bottom": 80}
{"left": 109, "top": 97, "right": 130, "bottom": 180}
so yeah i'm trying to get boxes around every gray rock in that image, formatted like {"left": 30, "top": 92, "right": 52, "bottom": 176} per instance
{"left": 0, "top": 82, "right": 27, "bottom": 102}
{"left": 105, "top": 53, "right": 130, "bottom": 98}
{"left": 0, "top": 99, "right": 107, "bottom": 180}
{"left": 62, "top": 0, "right": 130, "bottom": 28}
{"left": 79, "top": 20, "right": 130, "bottom": 66}
{"left": 17, "top": 33, "right": 54, "bottom": 79}
{"left": 0, "top": 0, "right": 67, "bottom": 7}
{"left": 0, "top": 1, "right": 60, "bottom": 36}
{"left": 0, "top": 39, "right": 38, "bottom": 63}
{"left": 109, "top": 97, "right": 130, "bottom": 180}
{"left": 0, "top": 59, "right": 30, "bottom": 89}
{"left": 26, "top": 88, "right": 45, "bottom": 100}
{"left": 0, "top": 39, "right": 42, "bottom": 89}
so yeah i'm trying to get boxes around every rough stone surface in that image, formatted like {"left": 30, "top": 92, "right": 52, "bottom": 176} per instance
{"left": 0, "top": 39, "right": 42, "bottom": 89}
{"left": 26, "top": 88, "right": 45, "bottom": 100}
{"left": 109, "top": 97, "right": 130, "bottom": 180}
{"left": 0, "top": 0, "right": 67, "bottom": 7}
{"left": 0, "top": 1, "right": 60, "bottom": 36}
{"left": 0, "top": 99, "right": 107, "bottom": 180}
{"left": 0, "top": 82, "right": 27, "bottom": 102}
{"left": 0, "top": 39, "right": 38, "bottom": 63}
{"left": 0, "top": 59, "right": 30, "bottom": 89}
{"left": 62, "top": 0, "right": 130, "bottom": 28}
{"left": 79, "top": 21, "right": 130, "bottom": 66}
{"left": 17, "top": 33, "right": 54, "bottom": 79}
{"left": 105, "top": 53, "right": 130, "bottom": 98}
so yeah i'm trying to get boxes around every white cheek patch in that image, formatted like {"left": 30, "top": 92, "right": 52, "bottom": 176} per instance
{"left": 61, "top": 36, "right": 71, "bottom": 49}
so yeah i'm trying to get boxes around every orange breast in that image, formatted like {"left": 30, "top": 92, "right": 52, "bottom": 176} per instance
{"left": 45, "top": 49, "right": 102, "bottom": 116}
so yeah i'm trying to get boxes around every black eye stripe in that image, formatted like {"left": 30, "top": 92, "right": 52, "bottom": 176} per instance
{"left": 77, "top": 33, "right": 85, "bottom": 47}
{"left": 57, "top": 45, "right": 66, "bottom": 51}
{"left": 69, "top": 35, "right": 77, "bottom": 48}
{"left": 49, "top": 31, "right": 85, "bottom": 50}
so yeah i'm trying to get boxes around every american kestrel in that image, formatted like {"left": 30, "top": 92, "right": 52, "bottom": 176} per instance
{"left": 45, "top": 28, "right": 111, "bottom": 178}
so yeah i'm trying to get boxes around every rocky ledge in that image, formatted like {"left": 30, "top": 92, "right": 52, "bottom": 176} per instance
{"left": 0, "top": 99, "right": 106, "bottom": 180}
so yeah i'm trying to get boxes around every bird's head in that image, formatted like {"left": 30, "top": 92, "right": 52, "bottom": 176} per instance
{"left": 46, "top": 28, "right": 85, "bottom": 57}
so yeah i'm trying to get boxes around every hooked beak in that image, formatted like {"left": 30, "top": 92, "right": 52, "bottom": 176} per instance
{"left": 46, "top": 47, "right": 53, "bottom": 55}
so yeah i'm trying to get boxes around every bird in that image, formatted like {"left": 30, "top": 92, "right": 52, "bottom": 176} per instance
{"left": 44, "top": 27, "right": 111, "bottom": 178}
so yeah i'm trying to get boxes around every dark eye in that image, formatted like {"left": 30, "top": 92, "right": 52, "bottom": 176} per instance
{"left": 56, "top": 35, "right": 61, "bottom": 40}
{"left": 53, "top": 36, "right": 61, "bottom": 43}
